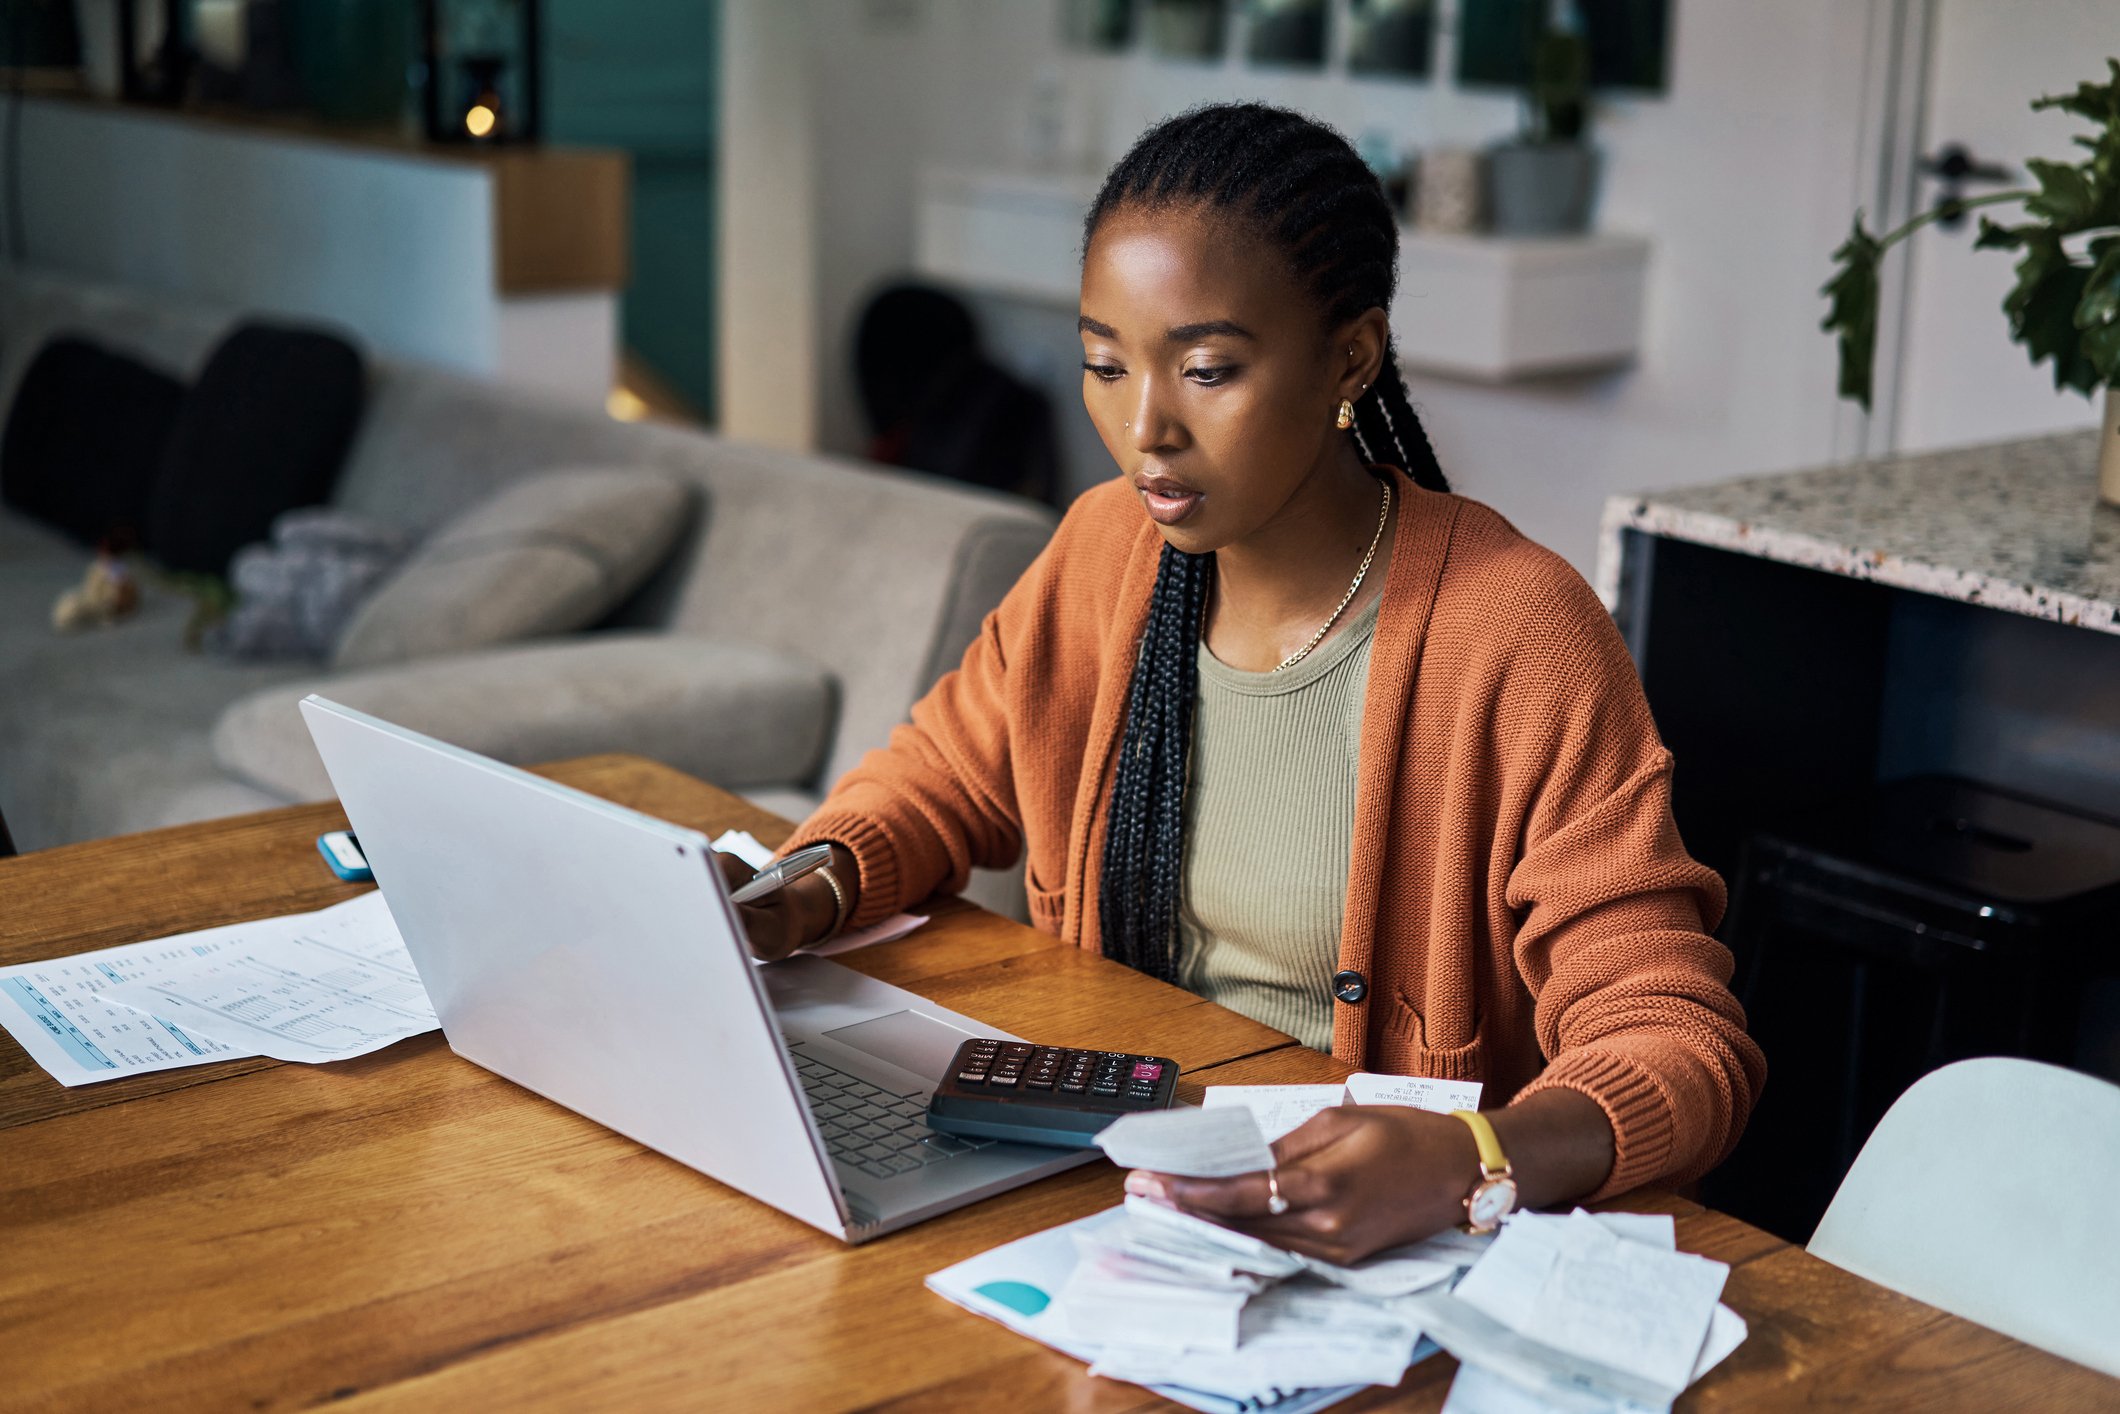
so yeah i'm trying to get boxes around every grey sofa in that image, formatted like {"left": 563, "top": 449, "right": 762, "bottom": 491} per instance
{"left": 0, "top": 268, "right": 1057, "bottom": 881}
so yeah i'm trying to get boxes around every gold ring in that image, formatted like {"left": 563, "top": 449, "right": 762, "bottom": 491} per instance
{"left": 1266, "top": 1166, "right": 1289, "bottom": 1216}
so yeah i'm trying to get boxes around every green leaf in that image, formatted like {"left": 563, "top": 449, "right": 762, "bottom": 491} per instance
{"left": 1974, "top": 217, "right": 2038, "bottom": 250}
{"left": 2031, "top": 58, "right": 2120, "bottom": 124}
{"left": 2078, "top": 239, "right": 2120, "bottom": 330}
{"left": 2024, "top": 158, "right": 2097, "bottom": 225}
{"left": 2002, "top": 234, "right": 2100, "bottom": 396}
{"left": 2082, "top": 318, "right": 2120, "bottom": 387}
{"left": 1820, "top": 216, "right": 1883, "bottom": 410}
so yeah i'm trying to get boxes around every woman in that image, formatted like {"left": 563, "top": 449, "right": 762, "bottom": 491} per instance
{"left": 732, "top": 103, "right": 1763, "bottom": 1264}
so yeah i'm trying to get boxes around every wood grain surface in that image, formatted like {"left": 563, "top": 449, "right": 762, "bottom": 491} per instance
{"left": 2, "top": 756, "right": 2111, "bottom": 1412}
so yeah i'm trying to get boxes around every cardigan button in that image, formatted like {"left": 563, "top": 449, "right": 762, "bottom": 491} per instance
{"left": 1332, "top": 969, "right": 1368, "bottom": 1004}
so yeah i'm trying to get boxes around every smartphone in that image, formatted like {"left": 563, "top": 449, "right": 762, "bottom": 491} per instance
{"left": 728, "top": 842, "right": 835, "bottom": 904}
{"left": 317, "top": 829, "right": 373, "bottom": 882}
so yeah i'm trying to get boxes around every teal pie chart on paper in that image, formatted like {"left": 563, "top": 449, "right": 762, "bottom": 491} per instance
{"left": 975, "top": 1280, "right": 1051, "bottom": 1316}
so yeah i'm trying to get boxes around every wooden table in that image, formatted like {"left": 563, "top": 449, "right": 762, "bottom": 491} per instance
{"left": 3, "top": 756, "right": 2110, "bottom": 1411}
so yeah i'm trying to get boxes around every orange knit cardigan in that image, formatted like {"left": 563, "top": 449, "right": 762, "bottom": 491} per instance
{"left": 788, "top": 467, "right": 1765, "bottom": 1198}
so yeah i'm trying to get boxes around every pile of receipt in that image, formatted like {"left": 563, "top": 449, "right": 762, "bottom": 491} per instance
{"left": 1063, "top": 1194, "right": 1470, "bottom": 1397}
{"left": 927, "top": 1103, "right": 1747, "bottom": 1414}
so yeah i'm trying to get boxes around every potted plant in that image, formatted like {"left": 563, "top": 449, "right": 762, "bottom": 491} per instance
{"left": 1821, "top": 60, "right": 2120, "bottom": 504}
{"left": 1487, "top": 0, "right": 1598, "bottom": 235}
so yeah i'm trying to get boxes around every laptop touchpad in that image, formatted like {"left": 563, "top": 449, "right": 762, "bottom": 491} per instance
{"left": 824, "top": 1009, "right": 980, "bottom": 1083}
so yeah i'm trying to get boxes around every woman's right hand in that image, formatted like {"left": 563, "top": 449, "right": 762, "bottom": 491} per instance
{"left": 713, "top": 847, "right": 856, "bottom": 961}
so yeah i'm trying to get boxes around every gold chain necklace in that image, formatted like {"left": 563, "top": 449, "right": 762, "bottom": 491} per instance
{"left": 1273, "top": 477, "right": 1391, "bottom": 673}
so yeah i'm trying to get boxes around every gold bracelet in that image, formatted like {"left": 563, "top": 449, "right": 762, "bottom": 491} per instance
{"left": 813, "top": 864, "right": 851, "bottom": 943}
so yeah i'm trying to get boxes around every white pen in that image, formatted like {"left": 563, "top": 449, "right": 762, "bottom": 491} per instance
{"left": 728, "top": 842, "right": 836, "bottom": 904}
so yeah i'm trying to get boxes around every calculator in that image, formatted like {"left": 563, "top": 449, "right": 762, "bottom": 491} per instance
{"left": 923, "top": 1038, "right": 1180, "bottom": 1149}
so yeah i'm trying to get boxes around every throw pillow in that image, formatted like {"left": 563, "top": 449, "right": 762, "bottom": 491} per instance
{"left": 331, "top": 467, "right": 694, "bottom": 670}
{"left": 205, "top": 508, "right": 415, "bottom": 660}
{"left": 0, "top": 336, "right": 186, "bottom": 547}
{"left": 146, "top": 321, "right": 367, "bottom": 577}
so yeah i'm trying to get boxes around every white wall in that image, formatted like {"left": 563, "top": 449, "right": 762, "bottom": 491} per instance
{"left": 772, "top": 0, "right": 1880, "bottom": 576}
{"left": 3, "top": 98, "right": 615, "bottom": 403}
{"left": 717, "top": 0, "right": 821, "bottom": 448}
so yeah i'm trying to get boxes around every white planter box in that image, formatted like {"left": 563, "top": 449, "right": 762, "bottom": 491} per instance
{"left": 1392, "top": 232, "right": 1649, "bottom": 380}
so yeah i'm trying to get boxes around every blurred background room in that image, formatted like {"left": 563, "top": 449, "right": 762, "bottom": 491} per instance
{"left": 2, "top": 0, "right": 2118, "bottom": 1247}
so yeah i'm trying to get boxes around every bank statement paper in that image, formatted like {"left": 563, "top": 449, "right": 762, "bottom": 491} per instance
{"left": 0, "top": 891, "right": 429, "bottom": 1085}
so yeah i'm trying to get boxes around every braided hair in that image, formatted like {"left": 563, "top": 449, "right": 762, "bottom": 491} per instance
{"left": 1090, "top": 102, "right": 1451, "bottom": 980}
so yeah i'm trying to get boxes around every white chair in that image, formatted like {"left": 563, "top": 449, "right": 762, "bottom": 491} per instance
{"left": 1808, "top": 1056, "right": 2120, "bottom": 1378}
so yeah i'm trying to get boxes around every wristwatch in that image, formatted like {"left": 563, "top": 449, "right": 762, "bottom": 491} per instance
{"left": 1450, "top": 1109, "right": 1518, "bottom": 1233}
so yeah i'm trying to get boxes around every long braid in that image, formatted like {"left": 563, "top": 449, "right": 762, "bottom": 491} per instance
{"left": 1089, "top": 102, "right": 1451, "bottom": 972}
{"left": 1355, "top": 351, "right": 1448, "bottom": 492}
{"left": 1099, "top": 544, "right": 1212, "bottom": 980}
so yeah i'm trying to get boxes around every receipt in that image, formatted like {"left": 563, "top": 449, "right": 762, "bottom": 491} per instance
{"left": 1346, "top": 1072, "right": 1484, "bottom": 1113}
{"left": 1120, "top": 1196, "right": 1306, "bottom": 1277}
{"left": 1448, "top": 1211, "right": 1728, "bottom": 1403}
{"left": 1201, "top": 1083, "right": 1347, "bottom": 1140}
{"left": 1096, "top": 1104, "right": 1277, "bottom": 1177}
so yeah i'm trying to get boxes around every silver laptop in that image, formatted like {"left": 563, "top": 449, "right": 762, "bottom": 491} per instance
{"left": 299, "top": 695, "right": 1095, "bottom": 1243}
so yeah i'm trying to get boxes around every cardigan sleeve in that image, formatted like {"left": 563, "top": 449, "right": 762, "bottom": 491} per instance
{"left": 780, "top": 600, "right": 1027, "bottom": 929}
{"left": 1490, "top": 553, "right": 1766, "bottom": 1199}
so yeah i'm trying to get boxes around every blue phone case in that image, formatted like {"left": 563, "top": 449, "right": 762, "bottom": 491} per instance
{"left": 318, "top": 831, "right": 374, "bottom": 883}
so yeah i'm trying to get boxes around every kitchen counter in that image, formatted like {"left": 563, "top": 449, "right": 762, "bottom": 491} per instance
{"left": 1598, "top": 430, "right": 2117, "bottom": 635}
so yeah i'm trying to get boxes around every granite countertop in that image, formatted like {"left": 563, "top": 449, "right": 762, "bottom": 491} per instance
{"left": 1597, "top": 429, "right": 2120, "bottom": 635}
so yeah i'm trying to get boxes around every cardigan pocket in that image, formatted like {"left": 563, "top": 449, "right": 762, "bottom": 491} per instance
{"left": 1025, "top": 876, "right": 1067, "bottom": 937}
{"left": 1373, "top": 993, "right": 1486, "bottom": 1083}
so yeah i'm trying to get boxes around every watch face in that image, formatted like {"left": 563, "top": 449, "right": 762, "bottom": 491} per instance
{"left": 1467, "top": 1178, "right": 1517, "bottom": 1231}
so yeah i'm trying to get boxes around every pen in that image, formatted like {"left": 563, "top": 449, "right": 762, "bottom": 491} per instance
{"left": 728, "top": 842, "right": 836, "bottom": 904}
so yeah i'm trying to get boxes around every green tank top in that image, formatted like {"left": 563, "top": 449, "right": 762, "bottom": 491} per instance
{"left": 1176, "top": 595, "right": 1379, "bottom": 1052}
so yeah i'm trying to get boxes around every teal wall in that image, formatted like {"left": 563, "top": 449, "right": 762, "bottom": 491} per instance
{"left": 544, "top": 0, "right": 719, "bottom": 420}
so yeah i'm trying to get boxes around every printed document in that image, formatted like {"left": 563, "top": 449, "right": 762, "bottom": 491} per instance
{"left": 1419, "top": 1209, "right": 1740, "bottom": 1409}
{"left": 1202, "top": 1083, "right": 1347, "bottom": 1140}
{"left": 1200, "top": 1075, "right": 1485, "bottom": 1143}
{"left": 1345, "top": 1072, "right": 1484, "bottom": 1113}
{"left": 927, "top": 1203, "right": 1418, "bottom": 1414}
{"left": 100, "top": 892, "right": 436, "bottom": 1063}
{"left": 0, "top": 892, "right": 423, "bottom": 1085}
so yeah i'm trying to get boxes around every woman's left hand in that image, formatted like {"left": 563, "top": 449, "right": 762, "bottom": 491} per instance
{"left": 1122, "top": 1105, "right": 1485, "bottom": 1265}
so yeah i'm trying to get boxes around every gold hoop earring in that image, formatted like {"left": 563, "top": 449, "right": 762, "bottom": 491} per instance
{"left": 1335, "top": 399, "right": 1355, "bottom": 430}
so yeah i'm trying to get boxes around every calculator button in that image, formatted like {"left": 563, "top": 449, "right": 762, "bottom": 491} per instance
{"left": 1025, "top": 1076, "right": 1055, "bottom": 1089}
{"left": 955, "top": 1071, "right": 987, "bottom": 1084}
{"left": 1059, "top": 1080, "right": 1087, "bottom": 1093}
{"left": 1131, "top": 1062, "right": 1164, "bottom": 1081}
{"left": 986, "top": 1073, "right": 1020, "bottom": 1087}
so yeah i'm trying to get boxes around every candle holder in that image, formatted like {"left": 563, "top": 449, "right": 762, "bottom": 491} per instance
{"left": 417, "top": 0, "right": 540, "bottom": 145}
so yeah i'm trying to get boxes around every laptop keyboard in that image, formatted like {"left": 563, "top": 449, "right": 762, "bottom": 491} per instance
{"left": 791, "top": 1050, "right": 995, "bottom": 1180}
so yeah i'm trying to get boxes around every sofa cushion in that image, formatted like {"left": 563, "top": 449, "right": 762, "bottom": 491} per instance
{"left": 147, "top": 322, "right": 367, "bottom": 576}
{"left": 0, "top": 337, "right": 187, "bottom": 547}
{"left": 206, "top": 509, "right": 416, "bottom": 661}
{"left": 332, "top": 468, "right": 693, "bottom": 671}
{"left": 212, "top": 632, "right": 835, "bottom": 802}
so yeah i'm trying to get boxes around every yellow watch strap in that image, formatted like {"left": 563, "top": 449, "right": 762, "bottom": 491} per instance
{"left": 1451, "top": 1109, "right": 1509, "bottom": 1175}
